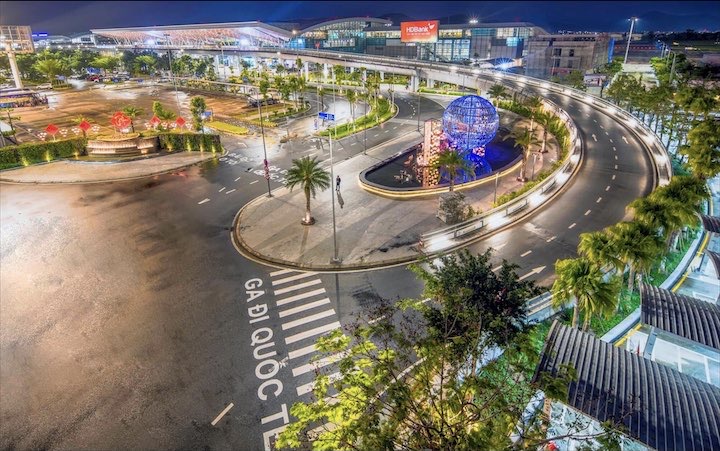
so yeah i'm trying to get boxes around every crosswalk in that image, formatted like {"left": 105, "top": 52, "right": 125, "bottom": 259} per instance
{"left": 268, "top": 268, "right": 343, "bottom": 397}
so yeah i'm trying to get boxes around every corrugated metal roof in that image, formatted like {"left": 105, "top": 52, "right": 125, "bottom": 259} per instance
{"left": 707, "top": 250, "right": 720, "bottom": 280}
{"left": 641, "top": 283, "right": 720, "bottom": 350}
{"left": 533, "top": 321, "right": 720, "bottom": 451}
{"left": 701, "top": 214, "right": 720, "bottom": 234}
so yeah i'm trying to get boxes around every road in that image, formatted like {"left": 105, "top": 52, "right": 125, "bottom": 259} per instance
{"left": 0, "top": 81, "right": 653, "bottom": 450}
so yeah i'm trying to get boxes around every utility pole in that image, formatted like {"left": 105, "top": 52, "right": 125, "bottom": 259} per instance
{"left": 623, "top": 17, "right": 638, "bottom": 65}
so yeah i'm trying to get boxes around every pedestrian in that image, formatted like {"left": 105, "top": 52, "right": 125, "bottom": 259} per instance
{"left": 336, "top": 175, "right": 341, "bottom": 191}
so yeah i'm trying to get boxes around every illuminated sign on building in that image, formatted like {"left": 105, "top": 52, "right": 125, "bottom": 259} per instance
{"left": 400, "top": 20, "right": 439, "bottom": 43}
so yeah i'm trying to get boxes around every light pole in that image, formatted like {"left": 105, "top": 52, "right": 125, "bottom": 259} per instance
{"left": 254, "top": 88, "right": 272, "bottom": 197}
{"left": 415, "top": 68, "right": 421, "bottom": 133}
{"left": 317, "top": 130, "right": 340, "bottom": 263}
{"left": 363, "top": 88, "right": 367, "bottom": 154}
{"left": 164, "top": 33, "right": 181, "bottom": 111}
{"left": 623, "top": 17, "right": 638, "bottom": 65}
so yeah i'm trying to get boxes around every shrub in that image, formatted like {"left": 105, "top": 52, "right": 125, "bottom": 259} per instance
{"left": 157, "top": 132, "right": 222, "bottom": 153}
{"left": 0, "top": 138, "right": 86, "bottom": 169}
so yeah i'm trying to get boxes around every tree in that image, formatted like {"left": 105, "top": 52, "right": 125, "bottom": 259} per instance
{"left": 121, "top": 106, "right": 143, "bottom": 133}
{"left": 189, "top": 96, "right": 207, "bottom": 132}
{"left": 258, "top": 79, "right": 270, "bottom": 102}
{"left": 276, "top": 250, "right": 621, "bottom": 450}
{"left": 679, "top": 119, "right": 720, "bottom": 180}
{"left": 607, "top": 221, "right": 664, "bottom": 293}
{"left": 345, "top": 89, "right": 357, "bottom": 129}
{"left": 91, "top": 55, "right": 120, "bottom": 75}
{"left": 565, "top": 70, "right": 586, "bottom": 91}
{"left": 578, "top": 230, "right": 623, "bottom": 273}
{"left": 433, "top": 149, "right": 475, "bottom": 191}
{"left": 534, "top": 110, "right": 555, "bottom": 154}
{"left": 34, "top": 57, "right": 64, "bottom": 83}
{"left": 629, "top": 195, "right": 695, "bottom": 249}
{"left": 133, "top": 54, "right": 156, "bottom": 75}
{"left": 487, "top": 84, "right": 509, "bottom": 105}
{"left": 655, "top": 175, "right": 710, "bottom": 214}
{"left": 524, "top": 95, "right": 543, "bottom": 131}
{"left": 152, "top": 101, "right": 176, "bottom": 129}
{"left": 285, "top": 156, "right": 331, "bottom": 225}
{"left": 552, "top": 257, "right": 621, "bottom": 330}
{"left": 505, "top": 127, "right": 540, "bottom": 182}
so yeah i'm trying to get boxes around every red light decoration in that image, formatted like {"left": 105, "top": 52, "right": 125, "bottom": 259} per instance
{"left": 45, "top": 124, "right": 59, "bottom": 135}
{"left": 175, "top": 117, "right": 186, "bottom": 127}
{"left": 110, "top": 112, "right": 131, "bottom": 130}
{"left": 149, "top": 115, "right": 161, "bottom": 127}
{"left": 78, "top": 120, "right": 91, "bottom": 132}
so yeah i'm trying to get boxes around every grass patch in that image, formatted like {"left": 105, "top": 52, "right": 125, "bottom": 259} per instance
{"left": 319, "top": 98, "right": 394, "bottom": 139}
{"left": 419, "top": 87, "right": 468, "bottom": 96}
{"left": 205, "top": 121, "right": 249, "bottom": 135}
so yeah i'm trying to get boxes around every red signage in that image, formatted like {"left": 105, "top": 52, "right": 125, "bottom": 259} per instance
{"left": 401, "top": 20, "right": 439, "bottom": 43}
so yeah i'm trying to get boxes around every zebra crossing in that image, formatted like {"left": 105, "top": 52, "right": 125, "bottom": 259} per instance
{"left": 268, "top": 268, "right": 343, "bottom": 398}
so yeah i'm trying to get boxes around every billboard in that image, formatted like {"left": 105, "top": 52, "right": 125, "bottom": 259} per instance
{"left": 400, "top": 20, "right": 439, "bottom": 43}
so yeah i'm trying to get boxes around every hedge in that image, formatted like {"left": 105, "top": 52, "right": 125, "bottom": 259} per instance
{"left": 157, "top": 132, "right": 222, "bottom": 153}
{"left": 0, "top": 138, "right": 86, "bottom": 170}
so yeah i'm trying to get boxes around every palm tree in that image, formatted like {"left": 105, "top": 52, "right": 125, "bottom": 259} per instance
{"left": 432, "top": 150, "right": 475, "bottom": 191}
{"left": 504, "top": 127, "right": 540, "bottom": 182}
{"left": 679, "top": 119, "right": 720, "bottom": 180}
{"left": 657, "top": 175, "right": 710, "bottom": 214}
{"left": 578, "top": 230, "right": 623, "bottom": 273}
{"left": 552, "top": 257, "right": 621, "bottom": 330}
{"left": 345, "top": 89, "right": 357, "bottom": 130}
{"left": 629, "top": 195, "right": 694, "bottom": 246}
{"left": 487, "top": 84, "right": 509, "bottom": 106}
{"left": 34, "top": 57, "right": 64, "bottom": 84}
{"left": 121, "top": 106, "right": 143, "bottom": 133}
{"left": 317, "top": 86, "right": 325, "bottom": 111}
{"left": 607, "top": 221, "right": 664, "bottom": 293}
{"left": 285, "top": 156, "right": 331, "bottom": 225}
{"left": 534, "top": 110, "right": 555, "bottom": 154}
{"left": 524, "top": 96, "right": 543, "bottom": 130}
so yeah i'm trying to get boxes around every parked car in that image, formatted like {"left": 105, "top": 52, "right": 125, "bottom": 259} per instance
{"left": 36, "top": 83, "right": 53, "bottom": 90}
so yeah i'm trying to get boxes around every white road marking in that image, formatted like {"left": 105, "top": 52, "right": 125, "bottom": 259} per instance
{"left": 292, "top": 352, "right": 347, "bottom": 377}
{"left": 492, "top": 265, "right": 503, "bottom": 272}
{"left": 568, "top": 223, "right": 576, "bottom": 229}
{"left": 226, "top": 189, "right": 236, "bottom": 194}
{"left": 288, "top": 344, "right": 317, "bottom": 360}
{"left": 546, "top": 236, "right": 557, "bottom": 243}
{"left": 281, "top": 309, "right": 336, "bottom": 330}
{"left": 219, "top": 187, "right": 225, "bottom": 192}
{"left": 393, "top": 126, "right": 397, "bottom": 129}
{"left": 297, "top": 372, "right": 342, "bottom": 396}
{"left": 596, "top": 197, "right": 602, "bottom": 203}
{"left": 276, "top": 288, "right": 326, "bottom": 306}
{"left": 198, "top": 198, "right": 210, "bottom": 205}
{"left": 272, "top": 271, "right": 318, "bottom": 286}
{"left": 520, "top": 250, "right": 532, "bottom": 257}
{"left": 211, "top": 403, "right": 234, "bottom": 426}
{"left": 384, "top": 130, "right": 389, "bottom": 133}
{"left": 285, "top": 321, "right": 341, "bottom": 345}
{"left": 350, "top": 142, "right": 357, "bottom": 145}
{"left": 250, "top": 180, "right": 259, "bottom": 184}
{"left": 593, "top": 119, "right": 597, "bottom": 123}
{"left": 279, "top": 298, "right": 331, "bottom": 318}
{"left": 235, "top": 176, "right": 242, "bottom": 181}
{"left": 605, "top": 131, "right": 609, "bottom": 135}
{"left": 606, "top": 186, "right": 611, "bottom": 191}
{"left": 518, "top": 266, "right": 546, "bottom": 281}
{"left": 612, "top": 147, "right": 616, "bottom": 151}
{"left": 615, "top": 164, "right": 618, "bottom": 170}
{"left": 622, "top": 136, "right": 629, "bottom": 144}
{"left": 270, "top": 268, "right": 294, "bottom": 277}
{"left": 599, "top": 125, "right": 604, "bottom": 129}
{"left": 373, "top": 134, "right": 379, "bottom": 137}
{"left": 591, "top": 134, "right": 598, "bottom": 142}
{"left": 274, "top": 279, "right": 322, "bottom": 295}
{"left": 615, "top": 155, "right": 618, "bottom": 160}
{"left": 609, "top": 139, "right": 614, "bottom": 143}
{"left": 612, "top": 174, "right": 616, "bottom": 180}
{"left": 584, "top": 210, "right": 592, "bottom": 216}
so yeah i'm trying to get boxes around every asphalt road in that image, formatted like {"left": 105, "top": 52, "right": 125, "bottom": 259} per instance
{"left": 0, "top": 83, "right": 653, "bottom": 450}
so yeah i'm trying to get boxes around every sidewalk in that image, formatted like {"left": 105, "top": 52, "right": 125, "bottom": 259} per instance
{"left": 0, "top": 151, "right": 218, "bottom": 184}
{"left": 234, "top": 114, "right": 560, "bottom": 270}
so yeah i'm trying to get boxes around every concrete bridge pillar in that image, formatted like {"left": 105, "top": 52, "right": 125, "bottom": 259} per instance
{"left": 323, "top": 63, "right": 329, "bottom": 82}
{"left": 380, "top": 71, "right": 385, "bottom": 81}
{"left": 303, "top": 62, "right": 309, "bottom": 80}
{"left": 410, "top": 75, "right": 419, "bottom": 92}
{"left": 362, "top": 69, "right": 367, "bottom": 83}
{"left": 426, "top": 77, "right": 434, "bottom": 89}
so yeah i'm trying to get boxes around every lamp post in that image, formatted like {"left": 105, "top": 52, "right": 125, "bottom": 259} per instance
{"left": 164, "top": 33, "right": 181, "bottom": 111}
{"left": 254, "top": 88, "right": 272, "bottom": 197}
{"left": 363, "top": 88, "right": 367, "bottom": 154}
{"left": 623, "top": 17, "right": 638, "bottom": 65}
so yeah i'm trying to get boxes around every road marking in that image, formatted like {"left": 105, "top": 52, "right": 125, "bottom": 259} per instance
{"left": 384, "top": 130, "right": 389, "bottom": 133}
{"left": 492, "top": 265, "right": 503, "bottom": 272}
{"left": 226, "top": 189, "right": 236, "bottom": 194}
{"left": 605, "top": 131, "right": 609, "bottom": 135}
{"left": 350, "top": 142, "right": 357, "bottom": 146}
{"left": 235, "top": 176, "right": 242, "bottom": 181}
{"left": 292, "top": 352, "right": 347, "bottom": 377}
{"left": 609, "top": 139, "right": 614, "bottom": 143}
{"left": 615, "top": 164, "right": 618, "bottom": 170}
{"left": 519, "top": 266, "right": 546, "bottom": 281}
{"left": 568, "top": 223, "right": 576, "bottom": 229}
{"left": 272, "top": 272, "right": 318, "bottom": 286}
{"left": 285, "top": 321, "right": 341, "bottom": 345}
{"left": 546, "top": 236, "right": 556, "bottom": 243}
{"left": 297, "top": 372, "right": 342, "bottom": 396}
{"left": 593, "top": 119, "right": 597, "bottom": 123}
{"left": 612, "top": 174, "right": 616, "bottom": 180}
{"left": 373, "top": 134, "right": 379, "bottom": 137}
{"left": 250, "top": 180, "right": 259, "bottom": 184}
{"left": 270, "top": 268, "right": 294, "bottom": 277}
{"left": 612, "top": 147, "right": 616, "bottom": 151}
{"left": 606, "top": 186, "right": 611, "bottom": 192}
{"left": 198, "top": 198, "right": 210, "bottom": 205}
{"left": 276, "top": 288, "right": 326, "bottom": 306}
{"left": 281, "top": 309, "right": 336, "bottom": 330}
{"left": 622, "top": 136, "right": 629, "bottom": 144}
{"left": 584, "top": 209, "right": 591, "bottom": 216}
{"left": 211, "top": 403, "right": 234, "bottom": 426}
{"left": 288, "top": 344, "right": 317, "bottom": 360}
{"left": 274, "top": 279, "right": 323, "bottom": 295}
{"left": 393, "top": 126, "right": 398, "bottom": 129}
{"left": 591, "top": 134, "right": 598, "bottom": 142}
{"left": 279, "top": 298, "right": 331, "bottom": 318}
{"left": 596, "top": 197, "right": 602, "bottom": 203}
{"left": 614, "top": 155, "right": 618, "bottom": 160}
{"left": 520, "top": 250, "right": 532, "bottom": 257}
{"left": 219, "top": 187, "right": 225, "bottom": 192}
{"left": 599, "top": 125, "right": 604, "bottom": 129}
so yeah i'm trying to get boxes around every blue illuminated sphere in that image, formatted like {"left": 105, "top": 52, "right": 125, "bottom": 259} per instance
{"left": 442, "top": 95, "right": 499, "bottom": 151}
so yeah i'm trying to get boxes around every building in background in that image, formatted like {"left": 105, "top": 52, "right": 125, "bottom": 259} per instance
{"left": 524, "top": 33, "right": 613, "bottom": 79}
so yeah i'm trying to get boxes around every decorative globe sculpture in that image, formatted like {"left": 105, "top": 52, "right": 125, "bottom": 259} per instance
{"left": 441, "top": 95, "right": 499, "bottom": 151}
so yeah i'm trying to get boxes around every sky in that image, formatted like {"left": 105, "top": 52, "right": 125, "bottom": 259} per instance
{"left": 1, "top": 1, "right": 718, "bottom": 35}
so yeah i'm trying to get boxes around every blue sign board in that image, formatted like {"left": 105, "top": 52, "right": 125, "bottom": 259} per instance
{"left": 318, "top": 112, "right": 335, "bottom": 121}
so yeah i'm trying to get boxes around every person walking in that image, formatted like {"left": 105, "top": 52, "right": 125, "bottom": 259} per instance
{"left": 336, "top": 175, "right": 341, "bottom": 192}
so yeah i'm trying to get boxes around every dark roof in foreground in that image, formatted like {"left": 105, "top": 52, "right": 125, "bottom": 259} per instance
{"left": 701, "top": 214, "right": 720, "bottom": 233}
{"left": 641, "top": 283, "right": 720, "bottom": 350}
{"left": 707, "top": 250, "right": 720, "bottom": 280}
{"left": 533, "top": 322, "right": 720, "bottom": 451}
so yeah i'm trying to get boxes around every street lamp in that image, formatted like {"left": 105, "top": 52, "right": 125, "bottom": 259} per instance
{"left": 164, "top": 33, "right": 181, "bottom": 111}
{"left": 253, "top": 88, "right": 272, "bottom": 197}
{"left": 623, "top": 17, "right": 639, "bottom": 65}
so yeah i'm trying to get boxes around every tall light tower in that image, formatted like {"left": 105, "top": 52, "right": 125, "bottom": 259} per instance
{"left": 623, "top": 17, "right": 639, "bottom": 65}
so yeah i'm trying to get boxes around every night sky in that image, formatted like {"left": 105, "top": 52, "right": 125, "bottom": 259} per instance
{"left": 1, "top": 1, "right": 718, "bottom": 35}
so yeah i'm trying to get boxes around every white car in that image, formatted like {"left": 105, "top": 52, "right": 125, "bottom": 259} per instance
{"left": 36, "top": 83, "right": 53, "bottom": 90}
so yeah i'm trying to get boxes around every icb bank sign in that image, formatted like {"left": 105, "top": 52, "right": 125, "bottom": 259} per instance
{"left": 400, "top": 20, "right": 440, "bottom": 43}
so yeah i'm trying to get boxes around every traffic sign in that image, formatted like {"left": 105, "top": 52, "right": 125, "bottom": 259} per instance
{"left": 318, "top": 112, "right": 335, "bottom": 121}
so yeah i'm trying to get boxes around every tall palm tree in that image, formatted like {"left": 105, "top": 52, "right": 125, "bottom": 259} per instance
{"left": 504, "top": 127, "right": 540, "bottom": 182}
{"left": 433, "top": 150, "right": 475, "bottom": 191}
{"left": 534, "top": 110, "right": 555, "bottom": 154}
{"left": 285, "top": 156, "right": 331, "bottom": 225}
{"left": 608, "top": 221, "right": 664, "bottom": 293}
{"left": 345, "top": 89, "right": 357, "bottom": 130}
{"left": 578, "top": 230, "right": 623, "bottom": 273}
{"left": 679, "top": 119, "right": 720, "bottom": 180}
{"left": 524, "top": 96, "right": 543, "bottom": 130}
{"left": 122, "top": 106, "right": 143, "bottom": 133}
{"left": 552, "top": 257, "right": 621, "bottom": 330}
{"left": 629, "top": 195, "right": 694, "bottom": 247}
{"left": 487, "top": 84, "right": 509, "bottom": 106}
{"left": 657, "top": 175, "right": 710, "bottom": 213}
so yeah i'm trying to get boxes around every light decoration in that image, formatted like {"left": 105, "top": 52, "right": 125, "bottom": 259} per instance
{"left": 442, "top": 95, "right": 499, "bottom": 151}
